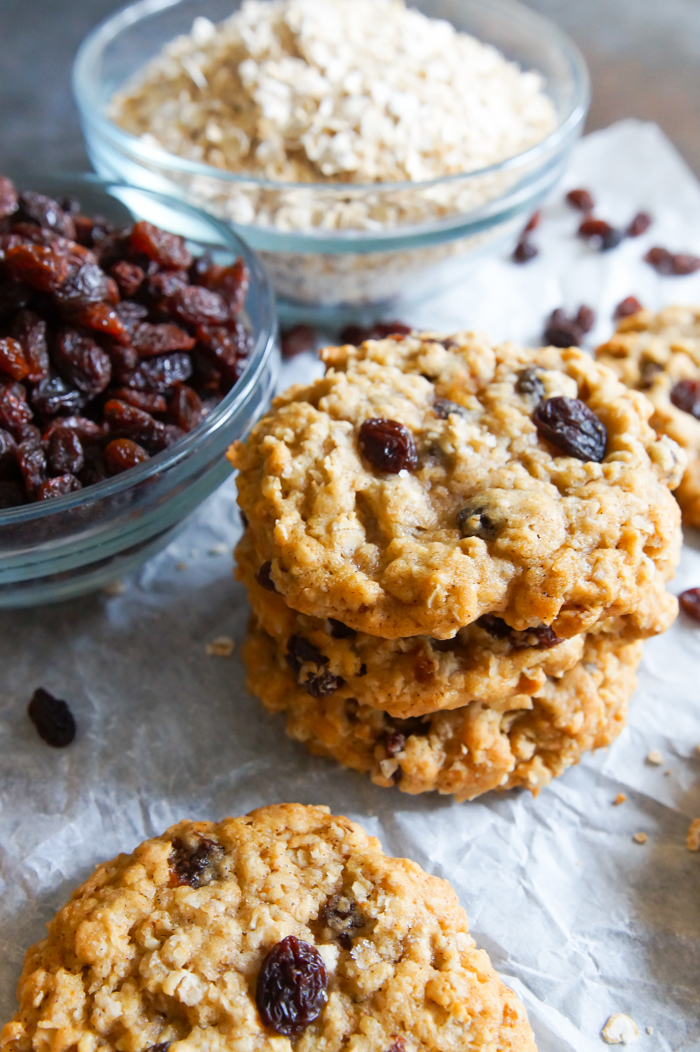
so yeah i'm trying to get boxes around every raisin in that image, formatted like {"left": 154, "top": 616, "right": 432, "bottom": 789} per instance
{"left": 54, "top": 259, "right": 113, "bottom": 307}
{"left": 130, "top": 221, "right": 193, "bottom": 269}
{"left": 0, "top": 382, "right": 33, "bottom": 437}
{"left": 286, "top": 636, "right": 327, "bottom": 674}
{"left": 320, "top": 894, "right": 365, "bottom": 947}
{"left": 131, "top": 322, "right": 195, "bottom": 356}
{"left": 255, "top": 561, "right": 277, "bottom": 592}
{"left": 601, "top": 227, "right": 624, "bottom": 251}
{"left": 627, "top": 212, "right": 652, "bottom": 237}
{"left": 512, "top": 239, "right": 538, "bottom": 264}
{"left": 286, "top": 635, "right": 344, "bottom": 697}
{"left": 169, "top": 285, "right": 229, "bottom": 327}
{"left": 169, "top": 835, "right": 224, "bottom": 887}
{"left": 432, "top": 398, "right": 468, "bottom": 419}
{"left": 110, "top": 259, "right": 144, "bottom": 296}
{"left": 566, "top": 188, "right": 594, "bottom": 212}
{"left": 104, "top": 399, "right": 167, "bottom": 452}
{"left": 0, "top": 337, "right": 29, "bottom": 381}
{"left": 533, "top": 396, "right": 607, "bottom": 462}
{"left": 109, "top": 344, "right": 140, "bottom": 378}
{"left": 543, "top": 308, "right": 584, "bottom": 348}
{"left": 199, "top": 258, "right": 249, "bottom": 314}
{"left": 613, "top": 296, "right": 643, "bottom": 319}
{"left": 479, "top": 615, "right": 563, "bottom": 649}
{"left": 146, "top": 269, "right": 189, "bottom": 300}
{"left": 195, "top": 323, "right": 249, "bottom": 390}
{"left": 16, "top": 191, "right": 75, "bottom": 238}
{"left": 0, "top": 428, "right": 17, "bottom": 479}
{"left": 456, "top": 502, "right": 498, "bottom": 540}
{"left": 111, "top": 388, "right": 168, "bottom": 414}
{"left": 54, "top": 330, "right": 112, "bottom": 398}
{"left": 145, "top": 1045, "right": 170, "bottom": 1052}
{"left": 5, "top": 243, "right": 71, "bottom": 292}
{"left": 578, "top": 217, "right": 623, "bottom": 250}
{"left": 42, "top": 415, "right": 104, "bottom": 443}
{"left": 0, "top": 279, "right": 31, "bottom": 316}
{"left": 679, "top": 587, "right": 700, "bottom": 623}
{"left": 523, "top": 210, "right": 541, "bottom": 233}
{"left": 358, "top": 418, "right": 417, "bottom": 474}
{"left": 386, "top": 1040, "right": 406, "bottom": 1052}
{"left": 0, "top": 176, "right": 18, "bottom": 219}
{"left": 281, "top": 324, "right": 316, "bottom": 358}
{"left": 12, "top": 311, "right": 49, "bottom": 382}
{"left": 670, "top": 379, "right": 700, "bottom": 418}
{"left": 515, "top": 367, "right": 545, "bottom": 401}
{"left": 37, "top": 474, "right": 82, "bottom": 500}
{"left": 645, "top": 247, "right": 700, "bottom": 276}
{"left": 328, "top": 618, "right": 355, "bottom": 639}
{"left": 0, "top": 480, "right": 26, "bottom": 507}
{"left": 70, "top": 303, "right": 129, "bottom": 343}
{"left": 31, "top": 374, "right": 86, "bottom": 417}
{"left": 103, "top": 438, "right": 149, "bottom": 475}
{"left": 47, "top": 429, "right": 85, "bottom": 476}
{"left": 384, "top": 731, "right": 406, "bottom": 757}
{"left": 116, "top": 300, "right": 149, "bottom": 330}
{"left": 256, "top": 935, "right": 328, "bottom": 1037}
{"left": 134, "top": 353, "right": 193, "bottom": 392}
{"left": 27, "top": 687, "right": 76, "bottom": 747}
{"left": 168, "top": 384, "right": 202, "bottom": 431}
{"left": 576, "top": 305, "right": 596, "bottom": 333}
{"left": 340, "top": 320, "right": 411, "bottom": 344}
{"left": 17, "top": 440, "right": 47, "bottom": 493}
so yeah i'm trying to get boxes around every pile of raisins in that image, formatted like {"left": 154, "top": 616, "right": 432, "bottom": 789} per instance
{"left": 0, "top": 176, "right": 250, "bottom": 507}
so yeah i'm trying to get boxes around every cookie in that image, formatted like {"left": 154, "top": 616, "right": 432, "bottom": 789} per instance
{"left": 596, "top": 306, "right": 700, "bottom": 526}
{"left": 236, "top": 529, "right": 675, "bottom": 719}
{"left": 0, "top": 804, "right": 536, "bottom": 1052}
{"left": 244, "top": 623, "right": 642, "bottom": 801}
{"left": 229, "top": 332, "right": 683, "bottom": 640}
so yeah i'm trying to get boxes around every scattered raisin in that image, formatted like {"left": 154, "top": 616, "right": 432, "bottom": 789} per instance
{"left": 679, "top": 587, "right": 700, "bottom": 623}
{"left": 27, "top": 687, "right": 76, "bottom": 747}
{"left": 515, "top": 367, "right": 545, "bottom": 401}
{"left": 358, "top": 418, "right": 417, "bottom": 474}
{"left": 103, "top": 438, "right": 149, "bottom": 475}
{"left": 255, "top": 561, "right": 277, "bottom": 592}
{"left": 512, "top": 239, "right": 538, "bottom": 264}
{"left": 256, "top": 935, "right": 328, "bottom": 1037}
{"left": 281, "top": 323, "right": 316, "bottom": 359}
{"left": 169, "top": 836, "right": 224, "bottom": 887}
{"left": 328, "top": 618, "right": 355, "bottom": 639}
{"left": 627, "top": 212, "right": 652, "bottom": 237}
{"left": 613, "top": 296, "right": 643, "bottom": 319}
{"left": 543, "top": 307, "right": 593, "bottom": 348}
{"left": 432, "top": 398, "right": 468, "bottom": 419}
{"left": 523, "top": 210, "right": 541, "bottom": 233}
{"left": 578, "top": 217, "right": 623, "bottom": 250}
{"left": 645, "top": 246, "right": 700, "bottom": 275}
{"left": 566, "top": 188, "right": 594, "bottom": 212}
{"left": 340, "top": 320, "right": 411, "bottom": 345}
{"left": 533, "top": 397, "right": 607, "bottom": 462}
{"left": 670, "top": 379, "right": 700, "bottom": 418}
{"left": 576, "top": 305, "right": 596, "bottom": 333}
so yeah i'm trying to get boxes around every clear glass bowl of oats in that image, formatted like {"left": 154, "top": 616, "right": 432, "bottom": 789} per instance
{"left": 74, "top": 0, "right": 589, "bottom": 316}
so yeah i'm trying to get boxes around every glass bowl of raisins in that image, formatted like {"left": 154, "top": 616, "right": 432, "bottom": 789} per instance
{"left": 0, "top": 173, "right": 278, "bottom": 607}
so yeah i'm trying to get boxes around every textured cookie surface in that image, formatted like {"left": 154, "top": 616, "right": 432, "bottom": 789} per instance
{"left": 230, "top": 333, "right": 683, "bottom": 639}
{"left": 596, "top": 306, "right": 700, "bottom": 526}
{"left": 244, "top": 626, "right": 642, "bottom": 801}
{"left": 236, "top": 530, "right": 674, "bottom": 719}
{"left": 0, "top": 804, "right": 536, "bottom": 1052}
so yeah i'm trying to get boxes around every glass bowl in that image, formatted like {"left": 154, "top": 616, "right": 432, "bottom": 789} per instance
{"left": 73, "top": 0, "right": 590, "bottom": 318}
{"left": 0, "top": 174, "right": 278, "bottom": 607}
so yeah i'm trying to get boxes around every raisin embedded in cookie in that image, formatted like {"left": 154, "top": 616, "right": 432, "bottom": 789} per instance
{"left": 0, "top": 804, "right": 536, "bottom": 1052}
{"left": 596, "top": 306, "right": 700, "bottom": 526}
{"left": 236, "top": 529, "right": 675, "bottom": 719}
{"left": 244, "top": 622, "right": 643, "bottom": 801}
{"left": 229, "top": 333, "right": 683, "bottom": 640}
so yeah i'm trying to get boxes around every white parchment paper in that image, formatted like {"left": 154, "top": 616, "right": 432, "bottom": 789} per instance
{"left": 1, "top": 120, "right": 700, "bottom": 1050}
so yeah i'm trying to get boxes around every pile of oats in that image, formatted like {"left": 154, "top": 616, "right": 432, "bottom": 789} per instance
{"left": 111, "top": 0, "right": 556, "bottom": 231}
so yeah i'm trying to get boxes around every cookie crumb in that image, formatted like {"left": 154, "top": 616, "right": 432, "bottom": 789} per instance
{"left": 208, "top": 543, "right": 228, "bottom": 555}
{"left": 663, "top": 769, "right": 671, "bottom": 776}
{"left": 686, "top": 817, "right": 700, "bottom": 851}
{"left": 206, "top": 636, "right": 235, "bottom": 657}
{"left": 602, "top": 1013, "right": 639, "bottom": 1044}
{"left": 646, "top": 1027, "right": 653, "bottom": 1036}
{"left": 632, "top": 832, "right": 648, "bottom": 844}
{"left": 101, "top": 579, "right": 125, "bottom": 597}
{"left": 175, "top": 561, "right": 187, "bottom": 571}
{"left": 613, "top": 793, "right": 627, "bottom": 805}
{"left": 646, "top": 749, "right": 663, "bottom": 765}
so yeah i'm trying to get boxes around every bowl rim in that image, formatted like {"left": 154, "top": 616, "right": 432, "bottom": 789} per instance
{"left": 0, "top": 172, "right": 277, "bottom": 526}
{"left": 73, "top": 0, "right": 590, "bottom": 196}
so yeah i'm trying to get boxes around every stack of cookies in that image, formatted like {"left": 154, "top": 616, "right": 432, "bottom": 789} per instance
{"left": 230, "top": 332, "right": 685, "bottom": 800}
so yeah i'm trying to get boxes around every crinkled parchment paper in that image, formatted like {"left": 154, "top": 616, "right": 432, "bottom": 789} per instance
{"left": 1, "top": 121, "right": 700, "bottom": 1050}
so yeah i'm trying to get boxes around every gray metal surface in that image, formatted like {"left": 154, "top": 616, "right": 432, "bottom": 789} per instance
{"left": 0, "top": 0, "right": 698, "bottom": 176}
